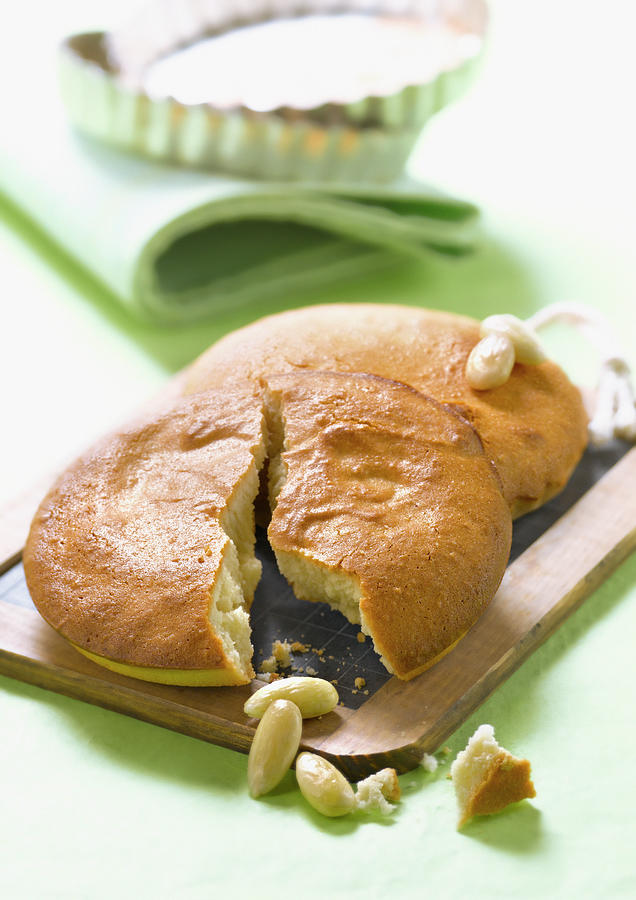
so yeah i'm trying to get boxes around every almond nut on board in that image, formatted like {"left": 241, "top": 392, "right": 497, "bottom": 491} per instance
{"left": 244, "top": 676, "right": 339, "bottom": 719}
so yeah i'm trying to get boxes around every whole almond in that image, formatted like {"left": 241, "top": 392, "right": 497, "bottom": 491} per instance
{"left": 244, "top": 676, "right": 339, "bottom": 719}
{"left": 466, "top": 333, "right": 516, "bottom": 390}
{"left": 295, "top": 752, "right": 355, "bottom": 817}
{"left": 247, "top": 699, "right": 302, "bottom": 798}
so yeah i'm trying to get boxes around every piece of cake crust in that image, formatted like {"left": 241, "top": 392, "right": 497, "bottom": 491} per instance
{"left": 450, "top": 724, "right": 536, "bottom": 828}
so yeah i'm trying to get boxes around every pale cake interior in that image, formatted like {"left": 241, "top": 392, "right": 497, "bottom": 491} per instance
{"left": 270, "top": 549, "right": 389, "bottom": 672}
{"left": 219, "top": 443, "right": 265, "bottom": 602}
{"left": 207, "top": 542, "right": 253, "bottom": 681}
{"left": 208, "top": 433, "right": 268, "bottom": 681}
{"left": 272, "top": 549, "right": 364, "bottom": 626}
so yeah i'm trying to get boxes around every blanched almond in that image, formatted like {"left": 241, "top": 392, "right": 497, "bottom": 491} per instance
{"left": 466, "top": 333, "right": 516, "bottom": 390}
{"left": 244, "top": 676, "right": 339, "bottom": 719}
{"left": 247, "top": 699, "right": 302, "bottom": 798}
{"left": 295, "top": 752, "right": 355, "bottom": 817}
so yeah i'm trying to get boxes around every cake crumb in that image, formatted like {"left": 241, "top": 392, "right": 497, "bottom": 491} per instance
{"left": 419, "top": 753, "right": 438, "bottom": 774}
{"left": 272, "top": 639, "right": 293, "bottom": 668}
{"left": 356, "top": 632, "right": 366, "bottom": 643}
{"left": 259, "top": 656, "right": 277, "bottom": 674}
{"left": 260, "top": 640, "right": 294, "bottom": 673}
{"left": 305, "top": 665, "right": 319, "bottom": 676}
{"left": 354, "top": 677, "right": 366, "bottom": 690}
{"left": 256, "top": 671, "right": 283, "bottom": 683}
{"left": 355, "top": 768, "right": 400, "bottom": 815}
{"left": 290, "top": 641, "right": 309, "bottom": 653}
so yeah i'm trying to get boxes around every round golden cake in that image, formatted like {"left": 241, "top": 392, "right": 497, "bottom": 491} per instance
{"left": 23, "top": 303, "right": 588, "bottom": 686}
{"left": 186, "top": 304, "right": 588, "bottom": 517}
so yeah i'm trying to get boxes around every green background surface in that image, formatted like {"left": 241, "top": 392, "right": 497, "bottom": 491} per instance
{"left": 1, "top": 2, "right": 635, "bottom": 898}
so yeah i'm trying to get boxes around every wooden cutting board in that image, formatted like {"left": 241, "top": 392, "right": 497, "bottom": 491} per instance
{"left": 1, "top": 437, "right": 634, "bottom": 780}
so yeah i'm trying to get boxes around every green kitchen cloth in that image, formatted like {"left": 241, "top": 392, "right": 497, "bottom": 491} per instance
{"left": 0, "top": 106, "right": 478, "bottom": 323}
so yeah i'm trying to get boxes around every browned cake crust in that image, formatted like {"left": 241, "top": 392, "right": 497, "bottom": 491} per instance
{"left": 186, "top": 304, "right": 588, "bottom": 517}
{"left": 266, "top": 371, "right": 512, "bottom": 680}
{"left": 24, "top": 389, "right": 264, "bottom": 674}
{"left": 467, "top": 753, "right": 536, "bottom": 823}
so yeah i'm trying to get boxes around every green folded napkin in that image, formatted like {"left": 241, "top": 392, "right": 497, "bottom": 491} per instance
{"left": 0, "top": 99, "right": 478, "bottom": 323}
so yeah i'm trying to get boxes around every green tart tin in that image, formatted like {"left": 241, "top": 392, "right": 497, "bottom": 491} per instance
{"left": 59, "top": 0, "right": 487, "bottom": 182}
